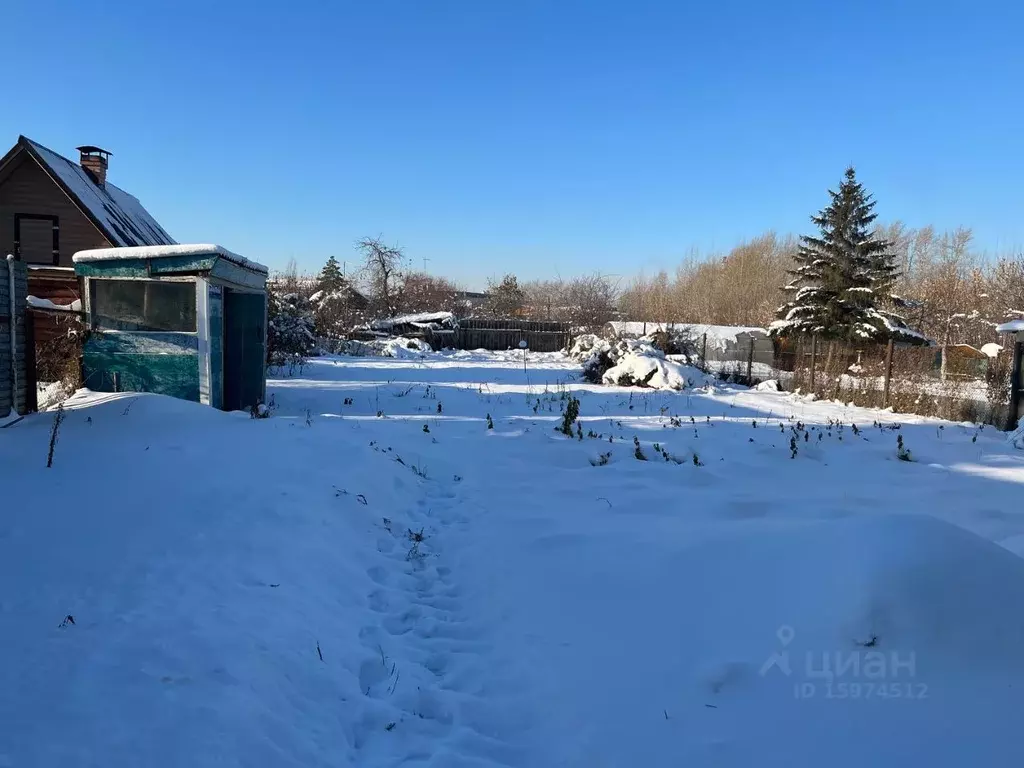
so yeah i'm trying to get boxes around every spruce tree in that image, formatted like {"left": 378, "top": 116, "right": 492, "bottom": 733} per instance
{"left": 317, "top": 255, "right": 346, "bottom": 294}
{"left": 771, "top": 167, "right": 915, "bottom": 341}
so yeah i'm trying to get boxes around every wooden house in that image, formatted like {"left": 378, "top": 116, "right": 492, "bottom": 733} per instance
{"left": 0, "top": 136, "right": 174, "bottom": 345}
{"left": 74, "top": 245, "right": 268, "bottom": 411}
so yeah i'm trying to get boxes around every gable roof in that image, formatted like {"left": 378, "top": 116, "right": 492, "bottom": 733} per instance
{"left": 0, "top": 136, "right": 175, "bottom": 248}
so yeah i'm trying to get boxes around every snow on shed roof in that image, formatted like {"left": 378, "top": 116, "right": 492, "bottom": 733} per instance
{"left": 607, "top": 321, "right": 767, "bottom": 340}
{"left": 997, "top": 320, "right": 1024, "bottom": 333}
{"left": 73, "top": 244, "right": 268, "bottom": 274}
{"left": 21, "top": 137, "right": 174, "bottom": 248}
{"left": 981, "top": 343, "right": 1003, "bottom": 358}
{"left": 364, "top": 311, "right": 455, "bottom": 331}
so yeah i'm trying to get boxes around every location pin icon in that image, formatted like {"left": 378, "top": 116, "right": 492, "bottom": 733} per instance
{"left": 777, "top": 625, "right": 795, "bottom": 647}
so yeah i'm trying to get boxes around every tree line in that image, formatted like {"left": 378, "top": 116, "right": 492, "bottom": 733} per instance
{"left": 272, "top": 169, "right": 1024, "bottom": 348}
{"left": 621, "top": 169, "right": 1024, "bottom": 347}
{"left": 271, "top": 238, "right": 623, "bottom": 338}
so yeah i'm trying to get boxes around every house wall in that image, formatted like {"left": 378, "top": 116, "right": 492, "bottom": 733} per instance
{"left": 207, "top": 284, "right": 224, "bottom": 410}
{"left": 26, "top": 267, "right": 83, "bottom": 346}
{"left": 0, "top": 154, "right": 109, "bottom": 266}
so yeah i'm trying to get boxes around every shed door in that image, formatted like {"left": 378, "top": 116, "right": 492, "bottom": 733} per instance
{"left": 223, "top": 289, "right": 266, "bottom": 411}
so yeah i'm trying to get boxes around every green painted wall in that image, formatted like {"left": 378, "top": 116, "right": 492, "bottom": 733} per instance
{"left": 222, "top": 290, "right": 267, "bottom": 411}
{"left": 82, "top": 332, "right": 200, "bottom": 402}
{"left": 75, "top": 255, "right": 219, "bottom": 279}
{"left": 208, "top": 285, "right": 224, "bottom": 409}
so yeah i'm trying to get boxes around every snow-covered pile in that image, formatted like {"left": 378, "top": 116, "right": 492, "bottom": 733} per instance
{"left": 569, "top": 334, "right": 707, "bottom": 390}
{"left": 381, "top": 337, "right": 433, "bottom": 359}
{"left": 339, "top": 336, "right": 433, "bottom": 359}
{"left": 755, "top": 379, "right": 781, "bottom": 391}
{"left": 602, "top": 342, "right": 707, "bottom": 391}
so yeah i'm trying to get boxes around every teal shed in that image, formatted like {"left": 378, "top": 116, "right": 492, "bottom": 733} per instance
{"left": 73, "top": 244, "right": 268, "bottom": 411}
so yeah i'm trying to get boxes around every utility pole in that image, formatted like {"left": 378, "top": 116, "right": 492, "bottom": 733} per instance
{"left": 422, "top": 256, "right": 431, "bottom": 273}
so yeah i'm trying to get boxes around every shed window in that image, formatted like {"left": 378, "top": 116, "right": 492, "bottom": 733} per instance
{"left": 91, "top": 280, "right": 197, "bottom": 332}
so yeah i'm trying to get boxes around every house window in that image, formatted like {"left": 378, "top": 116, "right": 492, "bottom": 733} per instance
{"left": 91, "top": 279, "right": 197, "bottom": 332}
{"left": 14, "top": 213, "right": 59, "bottom": 265}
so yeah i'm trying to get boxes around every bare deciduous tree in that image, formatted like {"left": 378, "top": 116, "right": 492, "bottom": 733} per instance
{"left": 522, "top": 274, "right": 618, "bottom": 329}
{"left": 522, "top": 278, "right": 566, "bottom": 321}
{"left": 617, "top": 234, "right": 796, "bottom": 328}
{"left": 358, "top": 237, "right": 407, "bottom": 317}
{"left": 564, "top": 274, "right": 619, "bottom": 330}
{"left": 403, "top": 272, "right": 461, "bottom": 314}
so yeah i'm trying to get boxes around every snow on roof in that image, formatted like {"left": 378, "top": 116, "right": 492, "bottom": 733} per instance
{"left": 981, "top": 343, "right": 1003, "bottom": 358}
{"left": 997, "top": 320, "right": 1024, "bottom": 333}
{"left": 365, "top": 311, "right": 455, "bottom": 331}
{"left": 607, "top": 321, "right": 767, "bottom": 343}
{"left": 73, "top": 244, "right": 268, "bottom": 274}
{"left": 23, "top": 138, "right": 174, "bottom": 248}
{"left": 873, "top": 313, "right": 932, "bottom": 344}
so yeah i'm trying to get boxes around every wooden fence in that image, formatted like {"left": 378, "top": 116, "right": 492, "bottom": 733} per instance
{"left": 771, "top": 335, "right": 1020, "bottom": 427}
{"left": 0, "top": 258, "right": 29, "bottom": 418}
{"left": 429, "top": 319, "right": 571, "bottom": 352}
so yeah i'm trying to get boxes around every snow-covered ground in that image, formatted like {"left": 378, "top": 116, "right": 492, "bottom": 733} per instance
{"left": 3, "top": 348, "right": 1024, "bottom": 766}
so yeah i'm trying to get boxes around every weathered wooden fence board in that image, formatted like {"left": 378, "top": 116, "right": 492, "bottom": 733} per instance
{"left": 428, "top": 319, "right": 571, "bottom": 352}
{"left": 0, "top": 259, "right": 29, "bottom": 418}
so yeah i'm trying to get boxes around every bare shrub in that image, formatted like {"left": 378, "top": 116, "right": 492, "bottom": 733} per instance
{"left": 402, "top": 272, "right": 461, "bottom": 314}
{"left": 35, "top": 315, "right": 85, "bottom": 404}
{"left": 46, "top": 402, "right": 66, "bottom": 468}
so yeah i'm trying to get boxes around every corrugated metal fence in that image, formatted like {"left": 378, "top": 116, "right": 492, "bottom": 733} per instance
{"left": 429, "top": 319, "right": 571, "bottom": 352}
{"left": 0, "top": 259, "right": 29, "bottom": 418}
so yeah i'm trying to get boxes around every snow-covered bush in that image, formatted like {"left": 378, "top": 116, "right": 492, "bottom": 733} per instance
{"left": 381, "top": 337, "right": 433, "bottom": 359}
{"left": 567, "top": 334, "right": 614, "bottom": 383}
{"left": 646, "top": 329, "right": 699, "bottom": 361}
{"left": 268, "top": 288, "right": 316, "bottom": 367}
{"left": 755, "top": 379, "right": 781, "bottom": 392}
{"left": 1009, "top": 424, "right": 1024, "bottom": 451}
{"left": 602, "top": 347, "right": 702, "bottom": 391}
{"left": 34, "top": 315, "right": 85, "bottom": 405}
{"left": 570, "top": 334, "right": 707, "bottom": 390}
{"left": 336, "top": 337, "right": 432, "bottom": 359}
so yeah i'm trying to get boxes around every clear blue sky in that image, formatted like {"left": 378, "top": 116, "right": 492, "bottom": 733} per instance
{"left": 5, "top": 0, "right": 1022, "bottom": 289}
